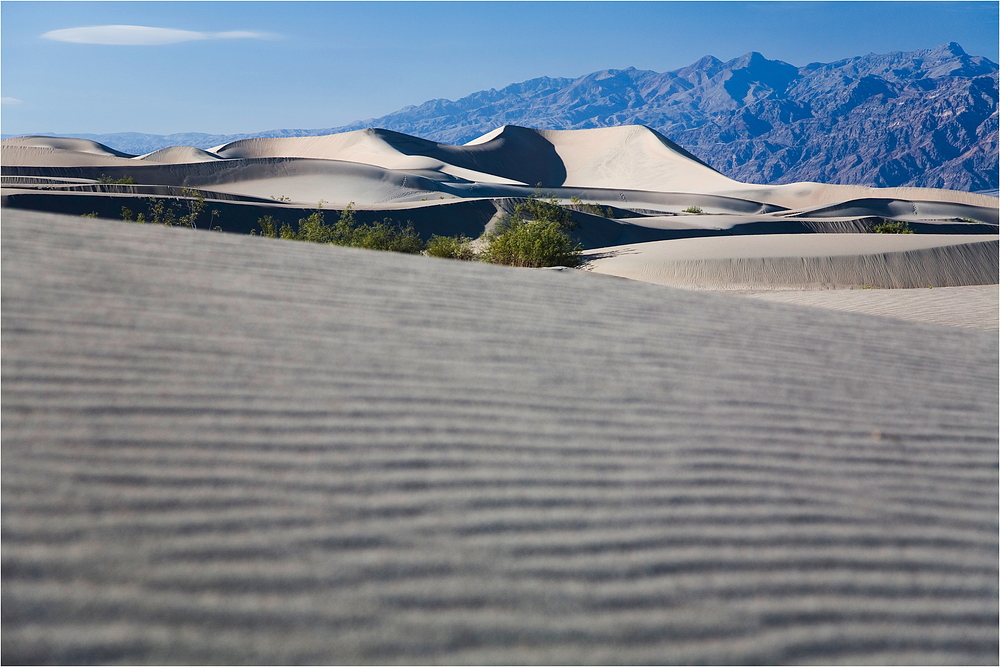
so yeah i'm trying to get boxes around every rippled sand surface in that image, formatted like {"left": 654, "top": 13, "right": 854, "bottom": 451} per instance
{"left": 3, "top": 211, "right": 997, "bottom": 665}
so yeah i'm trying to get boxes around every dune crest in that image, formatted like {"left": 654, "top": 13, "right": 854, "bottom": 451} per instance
{"left": 2, "top": 135, "right": 135, "bottom": 157}
{"left": 4, "top": 125, "right": 995, "bottom": 209}
{"left": 135, "top": 146, "right": 226, "bottom": 163}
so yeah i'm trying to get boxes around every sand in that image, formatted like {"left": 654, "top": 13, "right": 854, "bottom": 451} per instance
{"left": 4, "top": 127, "right": 997, "bottom": 222}
{"left": 2, "top": 210, "right": 998, "bottom": 664}
{"left": 580, "top": 234, "right": 999, "bottom": 289}
{"left": 735, "top": 285, "right": 999, "bottom": 331}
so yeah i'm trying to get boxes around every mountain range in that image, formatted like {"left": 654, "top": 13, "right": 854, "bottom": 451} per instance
{"left": 6, "top": 43, "right": 997, "bottom": 192}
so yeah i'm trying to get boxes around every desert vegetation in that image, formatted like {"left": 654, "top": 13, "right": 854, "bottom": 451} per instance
{"left": 120, "top": 189, "right": 216, "bottom": 229}
{"left": 250, "top": 195, "right": 582, "bottom": 267}
{"left": 569, "top": 196, "right": 614, "bottom": 218}
{"left": 425, "top": 234, "right": 476, "bottom": 260}
{"left": 97, "top": 175, "right": 136, "bottom": 185}
{"left": 870, "top": 219, "right": 914, "bottom": 234}
{"left": 478, "top": 196, "right": 582, "bottom": 267}
{"left": 253, "top": 204, "right": 424, "bottom": 254}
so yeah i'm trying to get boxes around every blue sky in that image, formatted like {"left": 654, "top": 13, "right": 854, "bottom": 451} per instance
{"left": 2, "top": 1, "right": 997, "bottom": 136}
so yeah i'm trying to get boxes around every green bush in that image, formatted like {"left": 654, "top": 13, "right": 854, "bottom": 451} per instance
{"left": 682, "top": 205, "right": 704, "bottom": 214}
{"left": 254, "top": 203, "right": 425, "bottom": 254}
{"left": 479, "top": 196, "right": 582, "bottom": 268}
{"left": 121, "top": 190, "right": 205, "bottom": 228}
{"left": 426, "top": 234, "right": 476, "bottom": 260}
{"left": 254, "top": 214, "right": 284, "bottom": 237}
{"left": 121, "top": 206, "right": 144, "bottom": 223}
{"left": 346, "top": 219, "right": 425, "bottom": 253}
{"left": 570, "top": 196, "right": 614, "bottom": 218}
{"left": 144, "top": 198, "right": 177, "bottom": 226}
{"left": 98, "top": 175, "right": 136, "bottom": 185}
{"left": 870, "top": 220, "right": 914, "bottom": 234}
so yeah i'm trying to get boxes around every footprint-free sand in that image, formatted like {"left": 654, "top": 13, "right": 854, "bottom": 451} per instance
{"left": 3, "top": 210, "right": 997, "bottom": 664}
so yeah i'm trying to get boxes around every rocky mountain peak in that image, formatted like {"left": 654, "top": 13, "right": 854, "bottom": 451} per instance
{"left": 10, "top": 44, "right": 995, "bottom": 191}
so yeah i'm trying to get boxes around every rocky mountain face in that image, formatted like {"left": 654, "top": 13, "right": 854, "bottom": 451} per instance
{"left": 331, "top": 43, "right": 997, "bottom": 191}
{"left": 9, "top": 43, "right": 996, "bottom": 191}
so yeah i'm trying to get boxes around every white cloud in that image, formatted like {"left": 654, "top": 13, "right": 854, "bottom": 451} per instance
{"left": 2, "top": 97, "right": 24, "bottom": 105}
{"left": 40, "top": 25, "right": 274, "bottom": 46}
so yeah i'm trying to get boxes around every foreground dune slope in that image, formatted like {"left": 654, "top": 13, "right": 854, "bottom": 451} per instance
{"left": 3, "top": 211, "right": 997, "bottom": 665}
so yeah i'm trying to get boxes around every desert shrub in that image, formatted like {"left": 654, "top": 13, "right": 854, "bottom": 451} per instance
{"left": 480, "top": 196, "right": 582, "bottom": 268}
{"left": 81, "top": 212, "right": 99, "bottom": 218}
{"left": 682, "top": 205, "right": 704, "bottom": 214}
{"left": 254, "top": 203, "right": 425, "bottom": 254}
{"left": 328, "top": 204, "right": 424, "bottom": 252}
{"left": 254, "top": 215, "right": 283, "bottom": 237}
{"left": 426, "top": 234, "right": 476, "bottom": 260}
{"left": 123, "top": 191, "right": 205, "bottom": 228}
{"left": 298, "top": 210, "right": 337, "bottom": 243}
{"left": 252, "top": 210, "right": 324, "bottom": 240}
{"left": 98, "top": 175, "right": 136, "bottom": 185}
{"left": 480, "top": 218, "right": 582, "bottom": 267}
{"left": 570, "top": 196, "right": 614, "bottom": 218}
{"left": 145, "top": 198, "right": 177, "bottom": 226}
{"left": 121, "top": 206, "right": 145, "bottom": 223}
{"left": 348, "top": 220, "right": 425, "bottom": 253}
{"left": 871, "top": 219, "right": 914, "bottom": 234}
{"left": 517, "top": 195, "right": 576, "bottom": 230}
{"left": 252, "top": 205, "right": 336, "bottom": 242}
{"left": 178, "top": 188, "right": 206, "bottom": 228}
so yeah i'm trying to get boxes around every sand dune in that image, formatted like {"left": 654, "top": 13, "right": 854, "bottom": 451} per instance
{"left": 2, "top": 135, "right": 136, "bottom": 157}
{"left": 135, "top": 145, "right": 226, "bottom": 163}
{"left": 3, "top": 125, "right": 996, "bottom": 301}
{"left": 581, "top": 234, "right": 999, "bottom": 289}
{"left": 774, "top": 196, "right": 999, "bottom": 225}
{"left": 720, "top": 182, "right": 995, "bottom": 211}
{"left": 6, "top": 126, "right": 996, "bottom": 215}
{"left": 0, "top": 144, "right": 140, "bottom": 168}
{"left": 3, "top": 210, "right": 997, "bottom": 665}
{"left": 210, "top": 125, "right": 735, "bottom": 192}
{"left": 736, "top": 285, "right": 998, "bottom": 331}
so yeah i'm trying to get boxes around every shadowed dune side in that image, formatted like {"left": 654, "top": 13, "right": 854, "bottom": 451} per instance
{"left": 0, "top": 191, "right": 502, "bottom": 239}
{"left": 212, "top": 125, "right": 729, "bottom": 191}
{"left": 3, "top": 211, "right": 997, "bottom": 665}
{"left": 720, "top": 182, "right": 998, "bottom": 211}
{"left": 776, "top": 197, "right": 1000, "bottom": 226}
{"left": 216, "top": 126, "right": 568, "bottom": 187}
{"left": 607, "top": 214, "right": 998, "bottom": 236}
{"left": 582, "top": 234, "right": 1000, "bottom": 289}
{"left": 3, "top": 157, "right": 452, "bottom": 205}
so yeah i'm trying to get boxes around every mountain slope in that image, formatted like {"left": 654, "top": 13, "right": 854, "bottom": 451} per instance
{"left": 332, "top": 43, "right": 996, "bottom": 191}
{"left": 4, "top": 44, "right": 996, "bottom": 191}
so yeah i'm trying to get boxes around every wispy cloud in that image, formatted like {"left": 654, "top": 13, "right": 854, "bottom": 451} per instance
{"left": 2, "top": 97, "right": 24, "bottom": 105}
{"left": 41, "top": 25, "right": 276, "bottom": 46}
